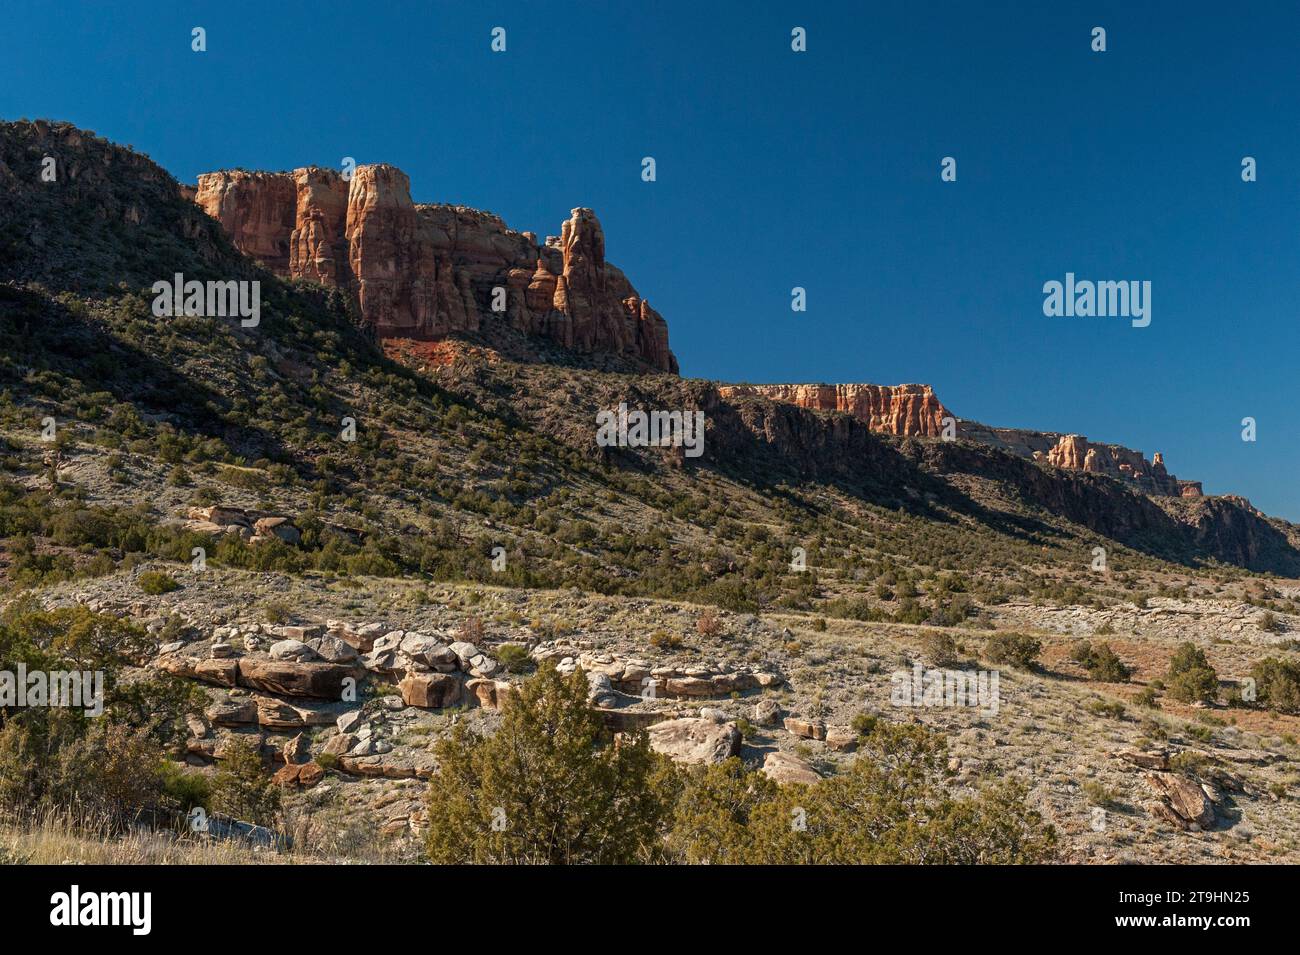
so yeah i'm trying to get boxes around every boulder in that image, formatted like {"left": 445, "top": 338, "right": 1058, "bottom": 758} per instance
{"left": 465, "top": 678, "right": 516, "bottom": 711}
{"left": 270, "top": 625, "right": 325, "bottom": 641}
{"left": 256, "top": 697, "right": 313, "bottom": 730}
{"left": 336, "top": 710, "right": 365, "bottom": 734}
{"left": 343, "top": 622, "right": 386, "bottom": 653}
{"left": 752, "top": 699, "right": 782, "bottom": 726}
{"left": 206, "top": 699, "right": 258, "bottom": 726}
{"left": 1114, "top": 748, "right": 1170, "bottom": 771}
{"left": 269, "top": 639, "right": 319, "bottom": 662}
{"left": 783, "top": 717, "right": 827, "bottom": 741}
{"left": 297, "top": 762, "right": 325, "bottom": 787}
{"left": 236, "top": 659, "right": 354, "bottom": 699}
{"left": 398, "top": 672, "right": 462, "bottom": 709}
{"left": 761, "top": 751, "right": 821, "bottom": 785}
{"left": 254, "top": 516, "right": 301, "bottom": 545}
{"left": 647, "top": 718, "right": 742, "bottom": 765}
{"left": 323, "top": 733, "right": 357, "bottom": 756}
{"left": 824, "top": 726, "right": 858, "bottom": 752}
{"left": 586, "top": 672, "right": 619, "bottom": 708}
{"left": 310, "top": 634, "right": 359, "bottom": 664}
{"left": 283, "top": 733, "right": 310, "bottom": 765}
{"left": 1145, "top": 772, "right": 1217, "bottom": 831}
{"left": 448, "top": 641, "right": 481, "bottom": 670}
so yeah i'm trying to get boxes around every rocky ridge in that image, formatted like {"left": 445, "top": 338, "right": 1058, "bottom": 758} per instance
{"left": 722, "top": 381, "right": 1201, "bottom": 498}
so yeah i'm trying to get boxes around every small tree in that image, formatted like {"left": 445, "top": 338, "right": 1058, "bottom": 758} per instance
{"left": 985, "top": 632, "right": 1041, "bottom": 669}
{"left": 1250, "top": 657, "right": 1300, "bottom": 714}
{"left": 211, "top": 738, "right": 281, "bottom": 826}
{"left": 424, "top": 664, "right": 674, "bottom": 864}
{"left": 922, "top": 631, "right": 959, "bottom": 667}
{"left": 1073, "top": 641, "right": 1131, "bottom": 682}
{"left": 1165, "top": 642, "right": 1218, "bottom": 704}
{"left": 668, "top": 720, "right": 1056, "bottom": 864}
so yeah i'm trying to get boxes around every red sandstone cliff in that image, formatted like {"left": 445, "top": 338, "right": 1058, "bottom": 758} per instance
{"left": 719, "top": 383, "right": 950, "bottom": 436}
{"left": 193, "top": 166, "right": 678, "bottom": 373}
{"left": 722, "top": 382, "right": 1202, "bottom": 499}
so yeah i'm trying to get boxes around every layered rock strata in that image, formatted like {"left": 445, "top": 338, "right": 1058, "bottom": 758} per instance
{"left": 193, "top": 167, "right": 677, "bottom": 372}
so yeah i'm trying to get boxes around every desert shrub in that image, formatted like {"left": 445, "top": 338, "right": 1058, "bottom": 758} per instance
{"left": 137, "top": 570, "right": 179, "bottom": 595}
{"left": 262, "top": 598, "right": 292, "bottom": 624}
{"left": 0, "top": 718, "right": 165, "bottom": 823}
{"left": 668, "top": 721, "right": 1056, "bottom": 864}
{"left": 158, "top": 760, "right": 212, "bottom": 811}
{"left": 928, "top": 595, "right": 973, "bottom": 627}
{"left": 424, "top": 664, "right": 673, "bottom": 864}
{"left": 1085, "top": 698, "right": 1126, "bottom": 720}
{"left": 649, "top": 630, "right": 683, "bottom": 651}
{"left": 495, "top": 643, "right": 533, "bottom": 674}
{"left": 1165, "top": 642, "right": 1218, "bottom": 704}
{"left": 1133, "top": 686, "right": 1160, "bottom": 708}
{"left": 0, "top": 602, "right": 203, "bottom": 822}
{"left": 1169, "top": 751, "right": 1207, "bottom": 775}
{"left": 984, "top": 632, "right": 1041, "bottom": 669}
{"left": 1249, "top": 657, "right": 1300, "bottom": 714}
{"left": 921, "top": 631, "right": 958, "bottom": 667}
{"left": 210, "top": 738, "right": 281, "bottom": 826}
{"left": 457, "top": 616, "right": 485, "bottom": 644}
{"left": 1081, "top": 779, "right": 1116, "bottom": 807}
{"left": 1073, "top": 641, "right": 1131, "bottom": 682}
{"left": 695, "top": 609, "right": 724, "bottom": 639}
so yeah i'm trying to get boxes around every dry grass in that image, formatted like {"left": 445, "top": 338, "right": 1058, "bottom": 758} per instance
{"left": 0, "top": 810, "right": 292, "bottom": 865}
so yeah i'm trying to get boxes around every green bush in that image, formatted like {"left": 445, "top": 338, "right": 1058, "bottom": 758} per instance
{"left": 1073, "top": 640, "right": 1131, "bottom": 682}
{"left": 1165, "top": 642, "right": 1218, "bottom": 704}
{"left": 984, "top": 632, "right": 1041, "bottom": 669}
{"left": 921, "top": 631, "right": 958, "bottom": 667}
{"left": 210, "top": 738, "right": 281, "bottom": 826}
{"left": 495, "top": 643, "right": 532, "bottom": 674}
{"left": 424, "top": 664, "right": 672, "bottom": 864}
{"left": 669, "top": 721, "right": 1056, "bottom": 864}
{"left": 137, "top": 571, "right": 179, "bottom": 595}
{"left": 1250, "top": 657, "right": 1300, "bottom": 714}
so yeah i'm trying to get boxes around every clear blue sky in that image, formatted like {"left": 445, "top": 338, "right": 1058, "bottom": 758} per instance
{"left": 3, "top": 1, "right": 1298, "bottom": 519}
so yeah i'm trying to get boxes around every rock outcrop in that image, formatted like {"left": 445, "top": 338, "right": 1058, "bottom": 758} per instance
{"left": 193, "top": 171, "right": 297, "bottom": 274}
{"left": 722, "top": 381, "right": 1199, "bottom": 498}
{"left": 720, "top": 383, "right": 949, "bottom": 437}
{"left": 194, "top": 165, "right": 678, "bottom": 373}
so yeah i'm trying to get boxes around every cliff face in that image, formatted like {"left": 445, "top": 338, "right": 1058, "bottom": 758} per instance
{"left": 726, "top": 381, "right": 1203, "bottom": 499}
{"left": 718, "top": 383, "right": 949, "bottom": 436}
{"left": 193, "top": 166, "right": 678, "bottom": 373}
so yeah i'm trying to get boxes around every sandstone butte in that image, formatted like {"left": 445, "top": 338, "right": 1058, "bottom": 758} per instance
{"left": 720, "top": 383, "right": 1203, "bottom": 498}
{"left": 192, "top": 165, "right": 678, "bottom": 374}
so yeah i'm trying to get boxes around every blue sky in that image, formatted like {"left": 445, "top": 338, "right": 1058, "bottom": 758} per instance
{"left": 3, "top": 2, "right": 1298, "bottom": 518}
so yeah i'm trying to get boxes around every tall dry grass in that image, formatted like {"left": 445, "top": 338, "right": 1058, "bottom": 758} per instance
{"left": 0, "top": 808, "right": 294, "bottom": 865}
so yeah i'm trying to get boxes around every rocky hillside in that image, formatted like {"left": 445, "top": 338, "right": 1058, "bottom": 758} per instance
{"left": 4, "top": 119, "right": 1300, "bottom": 866}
